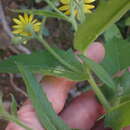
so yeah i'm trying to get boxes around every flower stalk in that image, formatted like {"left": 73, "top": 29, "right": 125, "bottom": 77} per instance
{"left": 86, "top": 68, "right": 111, "bottom": 111}
{"left": 36, "top": 33, "right": 111, "bottom": 111}
{"left": 35, "top": 34, "right": 78, "bottom": 73}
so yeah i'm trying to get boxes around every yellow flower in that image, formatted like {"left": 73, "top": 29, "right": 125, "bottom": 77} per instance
{"left": 59, "top": 0, "right": 95, "bottom": 16}
{"left": 12, "top": 14, "right": 42, "bottom": 36}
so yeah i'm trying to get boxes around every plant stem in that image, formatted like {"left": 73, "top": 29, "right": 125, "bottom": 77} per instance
{"left": 86, "top": 68, "right": 111, "bottom": 111}
{"left": 0, "top": 107, "right": 32, "bottom": 130}
{"left": 70, "top": 0, "right": 78, "bottom": 31}
{"left": 6, "top": 115, "right": 32, "bottom": 130}
{"left": 44, "top": 0, "right": 78, "bottom": 31}
{"left": 36, "top": 34, "right": 78, "bottom": 72}
{"left": 44, "top": 0, "right": 70, "bottom": 22}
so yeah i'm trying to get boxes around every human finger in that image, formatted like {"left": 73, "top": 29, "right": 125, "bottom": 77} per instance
{"left": 60, "top": 91, "right": 104, "bottom": 130}
{"left": 40, "top": 76, "right": 76, "bottom": 113}
{"left": 85, "top": 42, "right": 105, "bottom": 63}
{"left": 6, "top": 42, "right": 105, "bottom": 130}
{"left": 6, "top": 102, "right": 44, "bottom": 130}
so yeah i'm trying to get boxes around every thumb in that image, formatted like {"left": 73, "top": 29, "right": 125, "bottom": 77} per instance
{"left": 86, "top": 42, "right": 105, "bottom": 63}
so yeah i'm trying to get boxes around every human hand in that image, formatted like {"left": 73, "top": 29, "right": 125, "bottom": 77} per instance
{"left": 5, "top": 42, "right": 116, "bottom": 130}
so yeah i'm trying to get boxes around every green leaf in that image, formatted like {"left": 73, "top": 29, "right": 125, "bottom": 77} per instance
{"left": 101, "top": 38, "right": 130, "bottom": 76}
{"left": 118, "top": 71, "right": 130, "bottom": 95}
{"left": 79, "top": 55, "right": 116, "bottom": 90}
{"left": 17, "top": 63, "right": 71, "bottom": 130}
{"left": 100, "top": 71, "right": 130, "bottom": 106}
{"left": 0, "top": 49, "right": 86, "bottom": 81}
{"left": 105, "top": 101, "right": 130, "bottom": 130}
{"left": 12, "top": 9, "right": 66, "bottom": 20}
{"left": 0, "top": 95, "right": 32, "bottom": 130}
{"left": 104, "top": 24, "right": 123, "bottom": 42}
{"left": 100, "top": 84, "right": 115, "bottom": 103}
{"left": 10, "top": 94, "right": 17, "bottom": 117}
{"left": 53, "top": 48, "right": 82, "bottom": 71}
{"left": 74, "top": 0, "right": 130, "bottom": 51}
{"left": 115, "top": 71, "right": 130, "bottom": 103}
{"left": 125, "top": 17, "right": 130, "bottom": 26}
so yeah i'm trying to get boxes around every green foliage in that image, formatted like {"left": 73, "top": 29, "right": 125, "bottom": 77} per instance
{"left": 105, "top": 101, "right": 130, "bottom": 130}
{"left": 101, "top": 38, "right": 130, "bottom": 76}
{"left": 74, "top": 0, "right": 130, "bottom": 51}
{"left": 119, "top": 71, "right": 130, "bottom": 102}
{"left": 1, "top": 0, "right": 130, "bottom": 129}
{"left": 114, "top": 71, "right": 130, "bottom": 104}
{"left": 10, "top": 95, "right": 17, "bottom": 117}
{"left": 104, "top": 24, "right": 123, "bottom": 42}
{"left": 0, "top": 49, "right": 86, "bottom": 81}
{"left": 12, "top": 9, "right": 67, "bottom": 20}
{"left": 125, "top": 17, "right": 130, "bottom": 26}
{"left": 79, "top": 55, "right": 115, "bottom": 91}
{"left": 0, "top": 94, "right": 32, "bottom": 130}
{"left": 101, "top": 71, "right": 130, "bottom": 106}
{"left": 17, "top": 63, "right": 71, "bottom": 130}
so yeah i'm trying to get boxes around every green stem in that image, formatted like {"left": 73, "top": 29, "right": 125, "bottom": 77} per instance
{"left": 44, "top": 0, "right": 70, "bottom": 22}
{"left": 0, "top": 94, "right": 31, "bottom": 130}
{"left": 86, "top": 68, "right": 111, "bottom": 111}
{"left": 0, "top": 109, "right": 32, "bottom": 130}
{"left": 72, "top": 18, "right": 78, "bottom": 31}
{"left": 36, "top": 34, "right": 78, "bottom": 72}
{"left": 44, "top": 0, "right": 78, "bottom": 31}
{"left": 7, "top": 115, "right": 32, "bottom": 130}
{"left": 70, "top": 0, "right": 78, "bottom": 31}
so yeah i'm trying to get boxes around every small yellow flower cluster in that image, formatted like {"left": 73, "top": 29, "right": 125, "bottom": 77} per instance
{"left": 59, "top": 0, "right": 95, "bottom": 16}
{"left": 12, "top": 14, "right": 41, "bottom": 36}
{"left": 12, "top": 0, "right": 95, "bottom": 37}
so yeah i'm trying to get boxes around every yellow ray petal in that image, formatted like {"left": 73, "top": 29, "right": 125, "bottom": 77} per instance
{"left": 12, "top": 25, "right": 23, "bottom": 29}
{"left": 84, "top": 0, "right": 95, "bottom": 3}
{"left": 85, "top": 9, "right": 92, "bottom": 13}
{"left": 24, "top": 13, "right": 29, "bottom": 23}
{"left": 33, "top": 25, "right": 40, "bottom": 28}
{"left": 32, "top": 19, "right": 38, "bottom": 24}
{"left": 21, "top": 31, "right": 31, "bottom": 36}
{"left": 18, "top": 15, "right": 26, "bottom": 23}
{"left": 13, "top": 18, "right": 22, "bottom": 25}
{"left": 60, "top": 0, "right": 69, "bottom": 4}
{"left": 59, "top": 5, "right": 69, "bottom": 11}
{"left": 29, "top": 15, "right": 34, "bottom": 23}
{"left": 33, "top": 24, "right": 41, "bottom": 31}
{"left": 34, "top": 22, "right": 41, "bottom": 26}
{"left": 34, "top": 26, "right": 40, "bottom": 32}
{"left": 83, "top": 7, "right": 92, "bottom": 13}
{"left": 84, "top": 4, "right": 95, "bottom": 10}
{"left": 65, "top": 10, "right": 70, "bottom": 15}
{"left": 12, "top": 29, "right": 23, "bottom": 34}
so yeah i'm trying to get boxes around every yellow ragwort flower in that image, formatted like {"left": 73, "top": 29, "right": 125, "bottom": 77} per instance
{"left": 12, "top": 14, "right": 41, "bottom": 36}
{"left": 59, "top": 0, "right": 95, "bottom": 15}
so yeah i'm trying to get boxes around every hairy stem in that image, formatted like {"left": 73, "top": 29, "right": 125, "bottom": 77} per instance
{"left": 44, "top": 0, "right": 77, "bottom": 31}
{"left": 36, "top": 34, "right": 78, "bottom": 72}
{"left": 44, "top": 0, "right": 70, "bottom": 21}
{"left": 86, "top": 68, "right": 111, "bottom": 111}
{"left": 6, "top": 115, "right": 32, "bottom": 130}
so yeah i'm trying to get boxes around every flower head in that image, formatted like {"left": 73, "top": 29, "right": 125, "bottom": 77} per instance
{"left": 12, "top": 14, "right": 41, "bottom": 36}
{"left": 59, "top": 0, "right": 95, "bottom": 16}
